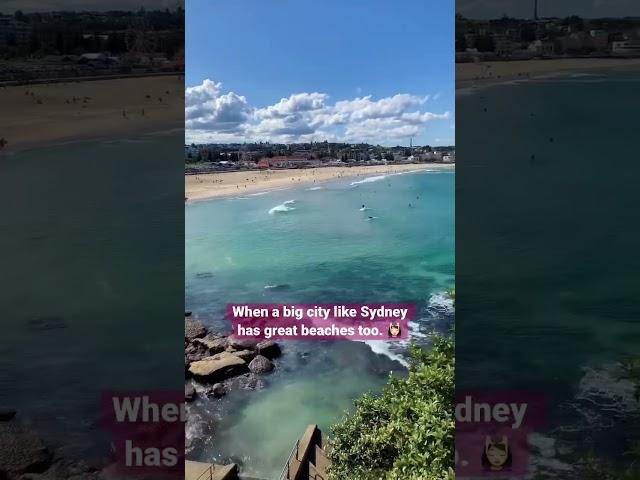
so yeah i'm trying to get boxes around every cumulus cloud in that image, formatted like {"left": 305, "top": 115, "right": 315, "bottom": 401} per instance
{"left": 185, "top": 79, "right": 252, "bottom": 134}
{"left": 185, "top": 78, "right": 450, "bottom": 144}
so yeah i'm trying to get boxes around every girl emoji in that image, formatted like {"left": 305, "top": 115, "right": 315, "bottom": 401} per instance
{"left": 482, "top": 435, "right": 512, "bottom": 471}
{"left": 388, "top": 322, "right": 401, "bottom": 338}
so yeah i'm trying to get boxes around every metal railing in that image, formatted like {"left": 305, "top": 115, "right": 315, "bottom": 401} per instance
{"left": 278, "top": 439, "right": 300, "bottom": 480}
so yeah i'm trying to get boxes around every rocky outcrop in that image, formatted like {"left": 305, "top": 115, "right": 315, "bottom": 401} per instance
{"left": 188, "top": 353, "right": 248, "bottom": 382}
{"left": 0, "top": 419, "right": 52, "bottom": 477}
{"left": 208, "top": 383, "right": 226, "bottom": 398}
{"left": 185, "top": 318, "right": 206, "bottom": 341}
{"left": 193, "top": 336, "right": 226, "bottom": 355}
{"left": 225, "top": 335, "right": 260, "bottom": 351}
{"left": 230, "top": 349, "right": 256, "bottom": 362}
{"left": 185, "top": 383, "right": 196, "bottom": 402}
{"left": 248, "top": 355, "right": 274, "bottom": 374}
{"left": 256, "top": 340, "right": 282, "bottom": 359}
{"left": 184, "top": 317, "right": 284, "bottom": 399}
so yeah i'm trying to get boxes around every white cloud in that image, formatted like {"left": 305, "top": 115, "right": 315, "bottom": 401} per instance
{"left": 185, "top": 78, "right": 450, "bottom": 144}
{"left": 185, "top": 79, "right": 252, "bottom": 134}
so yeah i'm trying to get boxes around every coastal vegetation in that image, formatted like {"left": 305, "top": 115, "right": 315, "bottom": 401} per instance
{"left": 328, "top": 336, "right": 455, "bottom": 480}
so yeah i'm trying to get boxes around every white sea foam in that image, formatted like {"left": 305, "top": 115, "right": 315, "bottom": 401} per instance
{"left": 306, "top": 186, "right": 323, "bottom": 191}
{"left": 350, "top": 175, "right": 387, "bottom": 186}
{"left": 427, "top": 291, "right": 455, "bottom": 316}
{"left": 363, "top": 340, "right": 409, "bottom": 367}
{"left": 268, "top": 200, "right": 296, "bottom": 214}
{"left": 248, "top": 191, "right": 270, "bottom": 197}
{"left": 360, "top": 291, "right": 455, "bottom": 366}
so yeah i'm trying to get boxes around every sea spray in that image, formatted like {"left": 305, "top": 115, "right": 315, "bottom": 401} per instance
{"left": 268, "top": 200, "right": 296, "bottom": 214}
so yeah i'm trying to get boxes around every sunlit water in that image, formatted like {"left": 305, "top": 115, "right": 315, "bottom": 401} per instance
{"left": 185, "top": 169, "right": 455, "bottom": 478}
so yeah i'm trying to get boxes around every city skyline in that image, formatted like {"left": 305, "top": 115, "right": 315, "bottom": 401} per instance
{"left": 186, "top": 0, "right": 455, "bottom": 147}
{"left": 457, "top": 0, "right": 640, "bottom": 20}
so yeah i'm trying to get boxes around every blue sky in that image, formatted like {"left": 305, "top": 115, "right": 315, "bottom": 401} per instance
{"left": 186, "top": 0, "right": 455, "bottom": 146}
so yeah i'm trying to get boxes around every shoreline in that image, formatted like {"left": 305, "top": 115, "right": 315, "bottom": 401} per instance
{"left": 185, "top": 163, "right": 455, "bottom": 202}
{"left": 0, "top": 74, "right": 183, "bottom": 153}
{"left": 456, "top": 57, "right": 640, "bottom": 90}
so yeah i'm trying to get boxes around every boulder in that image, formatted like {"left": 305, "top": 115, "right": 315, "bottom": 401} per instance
{"left": 208, "top": 383, "right": 226, "bottom": 398}
{"left": 185, "top": 384, "right": 196, "bottom": 402}
{"left": 248, "top": 355, "right": 274, "bottom": 374}
{"left": 230, "top": 350, "right": 256, "bottom": 362}
{"left": 256, "top": 340, "right": 282, "bottom": 359}
{"left": 188, "top": 353, "right": 248, "bottom": 382}
{"left": 225, "top": 335, "right": 259, "bottom": 351}
{"left": 0, "top": 421, "right": 52, "bottom": 476}
{"left": 239, "top": 375, "right": 265, "bottom": 391}
{"left": 193, "top": 336, "right": 226, "bottom": 355}
{"left": 185, "top": 318, "right": 206, "bottom": 341}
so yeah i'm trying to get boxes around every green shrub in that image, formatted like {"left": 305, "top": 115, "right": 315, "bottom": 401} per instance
{"left": 328, "top": 335, "right": 455, "bottom": 480}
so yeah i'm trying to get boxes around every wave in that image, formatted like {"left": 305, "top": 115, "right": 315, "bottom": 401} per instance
{"left": 306, "top": 186, "right": 324, "bottom": 191}
{"left": 248, "top": 191, "right": 270, "bottom": 197}
{"left": 264, "top": 284, "right": 290, "bottom": 291}
{"left": 268, "top": 200, "right": 296, "bottom": 214}
{"left": 359, "top": 207, "right": 371, "bottom": 211}
{"left": 363, "top": 340, "right": 409, "bottom": 367}
{"left": 361, "top": 291, "right": 455, "bottom": 366}
{"left": 350, "top": 175, "right": 387, "bottom": 186}
{"left": 427, "top": 291, "right": 455, "bottom": 316}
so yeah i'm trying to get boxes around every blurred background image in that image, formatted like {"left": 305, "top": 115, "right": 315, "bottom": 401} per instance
{"left": 456, "top": 0, "right": 640, "bottom": 478}
{"left": 0, "top": 1, "right": 184, "bottom": 479}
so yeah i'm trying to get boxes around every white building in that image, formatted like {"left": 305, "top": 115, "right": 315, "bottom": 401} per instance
{"left": 612, "top": 40, "right": 640, "bottom": 55}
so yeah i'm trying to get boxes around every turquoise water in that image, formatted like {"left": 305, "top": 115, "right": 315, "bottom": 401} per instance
{"left": 457, "top": 71, "right": 640, "bottom": 475}
{"left": 185, "top": 169, "right": 455, "bottom": 478}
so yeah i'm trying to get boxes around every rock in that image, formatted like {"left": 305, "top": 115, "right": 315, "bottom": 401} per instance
{"left": 0, "top": 421, "right": 52, "bottom": 476}
{"left": 185, "top": 342, "right": 208, "bottom": 363}
{"left": 230, "top": 350, "right": 256, "bottom": 362}
{"left": 248, "top": 355, "right": 274, "bottom": 374}
{"left": 193, "top": 336, "right": 226, "bottom": 355}
{"left": 185, "top": 384, "right": 196, "bottom": 402}
{"left": 185, "top": 319, "right": 206, "bottom": 340}
{"left": 239, "top": 375, "right": 265, "bottom": 391}
{"left": 184, "top": 311, "right": 192, "bottom": 317}
{"left": 225, "top": 335, "right": 259, "bottom": 351}
{"left": 188, "top": 353, "right": 248, "bottom": 382}
{"left": 0, "top": 408, "right": 16, "bottom": 422}
{"left": 208, "top": 383, "right": 226, "bottom": 398}
{"left": 256, "top": 340, "right": 281, "bottom": 359}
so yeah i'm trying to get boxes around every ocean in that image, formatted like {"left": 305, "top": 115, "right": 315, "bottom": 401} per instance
{"left": 456, "top": 69, "right": 640, "bottom": 477}
{"left": 185, "top": 168, "right": 455, "bottom": 478}
{"left": 0, "top": 134, "right": 184, "bottom": 462}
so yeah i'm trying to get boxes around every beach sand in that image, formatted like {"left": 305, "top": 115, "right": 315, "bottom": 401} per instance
{"left": 0, "top": 75, "right": 183, "bottom": 152}
{"left": 456, "top": 57, "right": 640, "bottom": 89}
{"left": 185, "top": 163, "right": 454, "bottom": 201}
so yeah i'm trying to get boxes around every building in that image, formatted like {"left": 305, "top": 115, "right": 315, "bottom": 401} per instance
{"left": 528, "top": 39, "right": 555, "bottom": 56}
{"left": 0, "top": 16, "right": 32, "bottom": 47}
{"left": 612, "top": 40, "right": 640, "bottom": 55}
{"left": 590, "top": 30, "right": 610, "bottom": 51}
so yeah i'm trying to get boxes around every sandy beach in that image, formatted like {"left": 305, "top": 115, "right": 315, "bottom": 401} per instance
{"left": 185, "top": 163, "right": 454, "bottom": 201}
{"left": 456, "top": 57, "right": 640, "bottom": 89}
{"left": 0, "top": 75, "right": 183, "bottom": 152}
